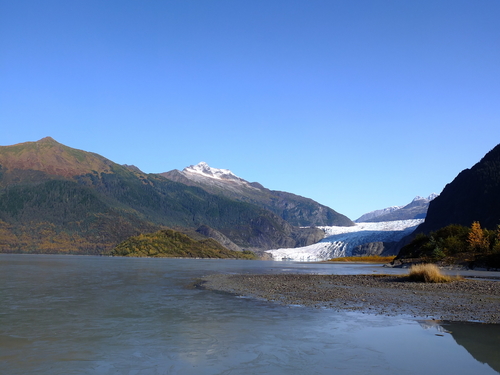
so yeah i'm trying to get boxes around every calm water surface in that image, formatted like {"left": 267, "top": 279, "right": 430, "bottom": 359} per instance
{"left": 0, "top": 255, "right": 498, "bottom": 374}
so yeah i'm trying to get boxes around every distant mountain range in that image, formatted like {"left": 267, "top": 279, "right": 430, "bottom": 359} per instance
{"left": 0, "top": 137, "right": 352, "bottom": 255}
{"left": 355, "top": 194, "right": 438, "bottom": 223}
{"left": 5, "top": 137, "right": 494, "bottom": 259}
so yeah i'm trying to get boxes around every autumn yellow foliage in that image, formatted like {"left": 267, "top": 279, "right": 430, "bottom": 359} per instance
{"left": 468, "top": 221, "right": 490, "bottom": 253}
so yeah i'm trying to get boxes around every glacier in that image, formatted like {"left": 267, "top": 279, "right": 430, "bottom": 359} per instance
{"left": 266, "top": 219, "right": 424, "bottom": 261}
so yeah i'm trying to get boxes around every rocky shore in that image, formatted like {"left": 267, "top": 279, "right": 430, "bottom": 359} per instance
{"left": 200, "top": 273, "right": 500, "bottom": 323}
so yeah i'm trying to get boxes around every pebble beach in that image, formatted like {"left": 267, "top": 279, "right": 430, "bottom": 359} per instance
{"left": 200, "top": 273, "right": 500, "bottom": 323}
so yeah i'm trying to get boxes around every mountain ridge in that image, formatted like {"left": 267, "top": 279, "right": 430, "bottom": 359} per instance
{"left": 0, "top": 138, "right": 337, "bottom": 254}
{"left": 355, "top": 194, "right": 438, "bottom": 223}
{"left": 161, "top": 162, "right": 354, "bottom": 227}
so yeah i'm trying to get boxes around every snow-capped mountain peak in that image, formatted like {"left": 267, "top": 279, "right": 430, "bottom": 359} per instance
{"left": 183, "top": 162, "right": 243, "bottom": 182}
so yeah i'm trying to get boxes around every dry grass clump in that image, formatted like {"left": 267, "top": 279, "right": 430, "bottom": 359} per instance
{"left": 408, "top": 264, "right": 461, "bottom": 283}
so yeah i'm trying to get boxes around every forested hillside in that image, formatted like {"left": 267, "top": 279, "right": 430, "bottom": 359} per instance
{"left": 0, "top": 138, "right": 329, "bottom": 254}
{"left": 162, "top": 163, "right": 354, "bottom": 227}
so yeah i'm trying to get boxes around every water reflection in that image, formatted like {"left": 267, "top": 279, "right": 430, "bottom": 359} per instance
{"left": 418, "top": 320, "right": 500, "bottom": 373}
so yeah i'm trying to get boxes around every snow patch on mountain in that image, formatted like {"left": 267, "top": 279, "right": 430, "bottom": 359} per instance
{"left": 266, "top": 219, "right": 423, "bottom": 261}
{"left": 182, "top": 162, "right": 260, "bottom": 190}
{"left": 184, "top": 162, "right": 241, "bottom": 181}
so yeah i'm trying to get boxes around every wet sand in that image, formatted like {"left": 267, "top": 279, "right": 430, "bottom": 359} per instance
{"left": 200, "top": 273, "right": 500, "bottom": 323}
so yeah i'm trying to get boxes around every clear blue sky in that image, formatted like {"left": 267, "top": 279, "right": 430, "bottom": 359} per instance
{"left": 1, "top": 1, "right": 499, "bottom": 220}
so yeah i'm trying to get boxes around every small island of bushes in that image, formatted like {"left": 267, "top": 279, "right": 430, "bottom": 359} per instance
{"left": 111, "top": 229, "right": 258, "bottom": 259}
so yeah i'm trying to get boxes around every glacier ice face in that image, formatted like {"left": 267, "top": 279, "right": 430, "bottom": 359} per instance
{"left": 266, "top": 219, "right": 423, "bottom": 261}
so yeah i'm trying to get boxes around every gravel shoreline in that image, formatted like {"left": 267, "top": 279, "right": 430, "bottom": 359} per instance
{"left": 199, "top": 273, "right": 500, "bottom": 323}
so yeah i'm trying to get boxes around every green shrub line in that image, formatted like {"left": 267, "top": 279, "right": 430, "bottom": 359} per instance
{"left": 398, "top": 222, "right": 500, "bottom": 269}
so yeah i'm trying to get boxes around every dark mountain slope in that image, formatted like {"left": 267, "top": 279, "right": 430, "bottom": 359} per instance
{"left": 417, "top": 144, "right": 500, "bottom": 233}
{"left": 396, "top": 144, "right": 500, "bottom": 259}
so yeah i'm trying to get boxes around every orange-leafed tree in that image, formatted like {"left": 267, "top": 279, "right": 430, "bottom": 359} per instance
{"left": 467, "top": 221, "right": 490, "bottom": 253}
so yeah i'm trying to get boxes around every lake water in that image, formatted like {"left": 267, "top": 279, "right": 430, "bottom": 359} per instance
{"left": 1, "top": 254, "right": 499, "bottom": 374}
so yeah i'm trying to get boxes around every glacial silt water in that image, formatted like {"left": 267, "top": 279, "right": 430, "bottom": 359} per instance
{"left": 1, "top": 255, "right": 498, "bottom": 374}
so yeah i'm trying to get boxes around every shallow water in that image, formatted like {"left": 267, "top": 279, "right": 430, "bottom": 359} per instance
{"left": 0, "top": 255, "right": 498, "bottom": 374}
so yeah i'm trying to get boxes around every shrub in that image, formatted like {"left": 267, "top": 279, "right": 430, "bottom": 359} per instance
{"left": 407, "top": 264, "right": 458, "bottom": 283}
{"left": 431, "top": 247, "right": 446, "bottom": 260}
{"left": 434, "top": 224, "right": 470, "bottom": 240}
{"left": 441, "top": 235, "right": 467, "bottom": 254}
{"left": 493, "top": 240, "right": 500, "bottom": 254}
{"left": 491, "top": 226, "right": 500, "bottom": 254}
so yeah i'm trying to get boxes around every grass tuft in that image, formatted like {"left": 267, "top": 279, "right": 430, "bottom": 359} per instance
{"left": 407, "top": 264, "right": 461, "bottom": 283}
